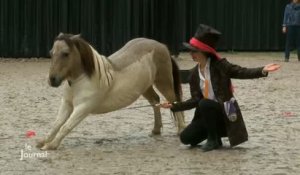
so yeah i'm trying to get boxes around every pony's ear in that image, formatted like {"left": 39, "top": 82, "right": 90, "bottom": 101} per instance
{"left": 71, "top": 34, "right": 81, "bottom": 40}
{"left": 58, "top": 32, "right": 64, "bottom": 37}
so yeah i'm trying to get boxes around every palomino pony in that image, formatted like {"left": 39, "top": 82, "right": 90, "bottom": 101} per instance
{"left": 37, "top": 33, "right": 186, "bottom": 150}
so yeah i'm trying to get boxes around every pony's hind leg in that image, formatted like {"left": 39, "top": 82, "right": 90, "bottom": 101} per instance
{"left": 155, "top": 82, "right": 186, "bottom": 135}
{"left": 142, "top": 87, "right": 162, "bottom": 135}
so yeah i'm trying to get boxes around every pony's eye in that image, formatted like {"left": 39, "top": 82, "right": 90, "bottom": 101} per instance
{"left": 62, "top": 52, "right": 69, "bottom": 57}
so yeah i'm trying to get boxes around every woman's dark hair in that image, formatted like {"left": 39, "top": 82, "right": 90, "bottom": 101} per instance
{"left": 203, "top": 52, "right": 216, "bottom": 59}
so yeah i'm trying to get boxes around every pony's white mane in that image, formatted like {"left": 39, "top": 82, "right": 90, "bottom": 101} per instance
{"left": 90, "top": 47, "right": 114, "bottom": 86}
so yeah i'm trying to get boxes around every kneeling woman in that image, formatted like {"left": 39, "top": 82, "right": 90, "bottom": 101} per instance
{"left": 161, "top": 24, "right": 280, "bottom": 151}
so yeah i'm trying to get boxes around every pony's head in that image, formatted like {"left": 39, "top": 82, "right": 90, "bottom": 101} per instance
{"left": 48, "top": 33, "right": 95, "bottom": 87}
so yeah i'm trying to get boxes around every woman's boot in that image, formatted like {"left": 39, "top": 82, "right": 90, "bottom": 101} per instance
{"left": 202, "top": 132, "right": 220, "bottom": 152}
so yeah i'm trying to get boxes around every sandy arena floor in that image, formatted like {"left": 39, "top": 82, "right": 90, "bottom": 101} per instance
{"left": 1, "top": 52, "right": 300, "bottom": 175}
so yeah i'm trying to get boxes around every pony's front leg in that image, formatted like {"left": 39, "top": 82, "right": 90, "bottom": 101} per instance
{"left": 41, "top": 103, "right": 90, "bottom": 150}
{"left": 37, "top": 99, "right": 73, "bottom": 148}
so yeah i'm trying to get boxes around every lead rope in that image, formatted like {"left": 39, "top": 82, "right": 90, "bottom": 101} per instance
{"left": 121, "top": 103, "right": 161, "bottom": 110}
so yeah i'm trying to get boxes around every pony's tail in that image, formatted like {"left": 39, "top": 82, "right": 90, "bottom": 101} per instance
{"left": 171, "top": 57, "right": 182, "bottom": 102}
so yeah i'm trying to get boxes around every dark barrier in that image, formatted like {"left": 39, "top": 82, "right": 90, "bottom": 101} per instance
{"left": 0, "top": 0, "right": 288, "bottom": 58}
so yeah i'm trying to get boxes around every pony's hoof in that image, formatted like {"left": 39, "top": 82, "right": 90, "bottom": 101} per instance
{"left": 41, "top": 144, "right": 58, "bottom": 150}
{"left": 151, "top": 129, "right": 161, "bottom": 135}
{"left": 36, "top": 139, "right": 46, "bottom": 148}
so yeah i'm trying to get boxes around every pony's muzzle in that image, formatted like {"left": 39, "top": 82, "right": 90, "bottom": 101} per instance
{"left": 49, "top": 76, "right": 62, "bottom": 87}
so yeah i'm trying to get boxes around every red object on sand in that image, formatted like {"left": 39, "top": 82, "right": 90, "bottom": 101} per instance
{"left": 282, "top": 112, "right": 293, "bottom": 117}
{"left": 26, "top": 130, "right": 36, "bottom": 138}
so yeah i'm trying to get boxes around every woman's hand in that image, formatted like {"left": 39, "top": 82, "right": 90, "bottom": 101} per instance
{"left": 263, "top": 63, "right": 281, "bottom": 73}
{"left": 160, "top": 102, "right": 173, "bottom": 109}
